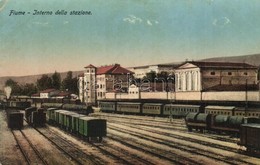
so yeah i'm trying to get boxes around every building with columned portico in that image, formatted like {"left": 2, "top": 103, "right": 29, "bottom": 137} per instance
{"left": 175, "top": 61, "right": 258, "bottom": 92}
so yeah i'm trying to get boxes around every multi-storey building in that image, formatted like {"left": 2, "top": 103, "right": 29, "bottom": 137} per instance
{"left": 175, "top": 61, "right": 258, "bottom": 92}
{"left": 79, "top": 64, "right": 133, "bottom": 104}
{"left": 128, "top": 63, "right": 180, "bottom": 79}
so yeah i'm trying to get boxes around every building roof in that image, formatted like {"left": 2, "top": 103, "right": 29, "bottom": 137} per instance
{"left": 78, "top": 73, "right": 84, "bottom": 77}
{"left": 128, "top": 62, "right": 181, "bottom": 69}
{"left": 40, "top": 88, "right": 57, "bottom": 93}
{"left": 54, "top": 91, "right": 71, "bottom": 97}
{"left": 84, "top": 64, "right": 96, "bottom": 68}
{"left": 203, "top": 84, "right": 259, "bottom": 92}
{"left": 180, "top": 61, "right": 257, "bottom": 69}
{"left": 31, "top": 93, "right": 40, "bottom": 97}
{"left": 96, "top": 64, "right": 134, "bottom": 75}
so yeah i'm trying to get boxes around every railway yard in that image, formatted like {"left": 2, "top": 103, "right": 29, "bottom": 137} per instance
{"left": 1, "top": 110, "right": 260, "bottom": 165}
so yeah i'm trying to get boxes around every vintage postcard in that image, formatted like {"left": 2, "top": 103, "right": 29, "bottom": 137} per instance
{"left": 1, "top": 0, "right": 260, "bottom": 164}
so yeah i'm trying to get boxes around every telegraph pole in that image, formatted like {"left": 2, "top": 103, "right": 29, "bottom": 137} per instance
{"left": 245, "top": 79, "right": 248, "bottom": 117}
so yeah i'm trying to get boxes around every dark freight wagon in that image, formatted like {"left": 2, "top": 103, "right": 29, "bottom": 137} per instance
{"left": 78, "top": 116, "right": 107, "bottom": 142}
{"left": 7, "top": 111, "right": 24, "bottom": 129}
{"left": 31, "top": 111, "right": 46, "bottom": 127}
{"left": 239, "top": 124, "right": 260, "bottom": 154}
{"left": 25, "top": 107, "right": 37, "bottom": 122}
{"left": 185, "top": 112, "right": 211, "bottom": 132}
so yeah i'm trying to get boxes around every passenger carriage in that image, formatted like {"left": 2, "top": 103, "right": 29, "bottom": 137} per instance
{"left": 205, "top": 105, "right": 235, "bottom": 116}
{"left": 163, "top": 104, "right": 201, "bottom": 117}
{"left": 99, "top": 101, "right": 116, "bottom": 112}
{"left": 142, "top": 103, "right": 163, "bottom": 115}
{"left": 234, "top": 107, "right": 260, "bottom": 118}
{"left": 117, "top": 102, "right": 141, "bottom": 114}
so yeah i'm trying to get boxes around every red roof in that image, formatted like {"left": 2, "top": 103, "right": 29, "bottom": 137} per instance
{"left": 31, "top": 93, "right": 40, "bottom": 97}
{"left": 96, "top": 64, "right": 134, "bottom": 75}
{"left": 40, "top": 89, "right": 57, "bottom": 93}
{"left": 84, "top": 64, "right": 96, "bottom": 68}
{"left": 54, "top": 91, "right": 71, "bottom": 97}
{"left": 78, "top": 73, "right": 84, "bottom": 77}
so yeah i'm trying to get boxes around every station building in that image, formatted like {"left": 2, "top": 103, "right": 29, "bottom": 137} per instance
{"left": 78, "top": 64, "right": 133, "bottom": 104}
{"left": 128, "top": 63, "right": 180, "bottom": 79}
{"left": 175, "top": 61, "right": 258, "bottom": 92}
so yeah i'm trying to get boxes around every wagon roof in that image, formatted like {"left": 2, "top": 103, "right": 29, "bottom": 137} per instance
{"left": 205, "top": 105, "right": 236, "bottom": 110}
{"left": 58, "top": 111, "right": 76, "bottom": 115}
{"left": 78, "top": 116, "right": 100, "bottom": 120}
{"left": 164, "top": 104, "right": 200, "bottom": 107}
{"left": 117, "top": 102, "right": 142, "bottom": 105}
{"left": 241, "top": 123, "right": 260, "bottom": 128}
{"left": 143, "top": 103, "right": 163, "bottom": 106}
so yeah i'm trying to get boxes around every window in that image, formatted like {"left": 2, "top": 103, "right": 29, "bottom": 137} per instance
{"left": 210, "top": 72, "right": 215, "bottom": 75}
{"left": 244, "top": 72, "right": 248, "bottom": 75}
{"left": 228, "top": 72, "right": 232, "bottom": 75}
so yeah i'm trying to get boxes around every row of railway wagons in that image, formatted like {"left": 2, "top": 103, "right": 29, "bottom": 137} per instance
{"left": 41, "top": 103, "right": 94, "bottom": 115}
{"left": 4, "top": 101, "right": 31, "bottom": 110}
{"left": 99, "top": 101, "right": 260, "bottom": 118}
{"left": 185, "top": 112, "right": 260, "bottom": 134}
{"left": 185, "top": 112, "right": 260, "bottom": 153}
{"left": 46, "top": 108, "right": 107, "bottom": 142}
{"left": 99, "top": 101, "right": 202, "bottom": 117}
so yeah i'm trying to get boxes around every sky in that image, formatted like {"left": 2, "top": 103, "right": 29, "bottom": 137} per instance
{"left": 1, "top": 0, "right": 260, "bottom": 76}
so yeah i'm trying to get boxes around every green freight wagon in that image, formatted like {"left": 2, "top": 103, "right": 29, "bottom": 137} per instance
{"left": 54, "top": 110, "right": 67, "bottom": 127}
{"left": 64, "top": 111, "right": 78, "bottom": 131}
{"left": 46, "top": 108, "right": 59, "bottom": 124}
{"left": 70, "top": 114, "right": 85, "bottom": 133}
{"left": 78, "top": 116, "right": 107, "bottom": 142}
{"left": 57, "top": 110, "right": 73, "bottom": 129}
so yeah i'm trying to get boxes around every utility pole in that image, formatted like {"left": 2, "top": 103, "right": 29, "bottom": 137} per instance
{"left": 245, "top": 79, "right": 248, "bottom": 117}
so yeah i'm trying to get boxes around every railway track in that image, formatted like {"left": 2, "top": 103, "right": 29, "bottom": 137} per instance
{"left": 108, "top": 120, "right": 239, "bottom": 152}
{"left": 35, "top": 127, "right": 103, "bottom": 165}
{"left": 89, "top": 141, "right": 154, "bottom": 165}
{"left": 106, "top": 130, "right": 203, "bottom": 165}
{"left": 95, "top": 113, "right": 238, "bottom": 143}
{"left": 11, "top": 129, "right": 48, "bottom": 165}
{"left": 107, "top": 123, "right": 256, "bottom": 165}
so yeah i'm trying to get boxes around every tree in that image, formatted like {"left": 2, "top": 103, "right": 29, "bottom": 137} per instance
{"left": 52, "top": 71, "right": 61, "bottom": 90}
{"left": 37, "top": 74, "right": 52, "bottom": 91}
{"left": 20, "top": 83, "right": 37, "bottom": 96}
{"left": 5, "top": 79, "right": 21, "bottom": 95}
{"left": 157, "top": 71, "right": 169, "bottom": 81}
{"left": 143, "top": 71, "right": 157, "bottom": 82}
{"left": 61, "top": 71, "right": 78, "bottom": 94}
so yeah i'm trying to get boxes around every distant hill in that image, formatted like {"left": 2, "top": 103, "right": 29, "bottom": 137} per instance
{"left": 0, "top": 70, "right": 83, "bottom": 90}
{"left": 200, "top": 54, "right": 260, "bottom": 66}
{"left": 1, "top": 53, "right": 260, "bottom": 90}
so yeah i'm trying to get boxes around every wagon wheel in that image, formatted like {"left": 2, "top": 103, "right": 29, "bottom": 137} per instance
{"left": 98, "top": 137, "right": 103, "bottom": 142}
